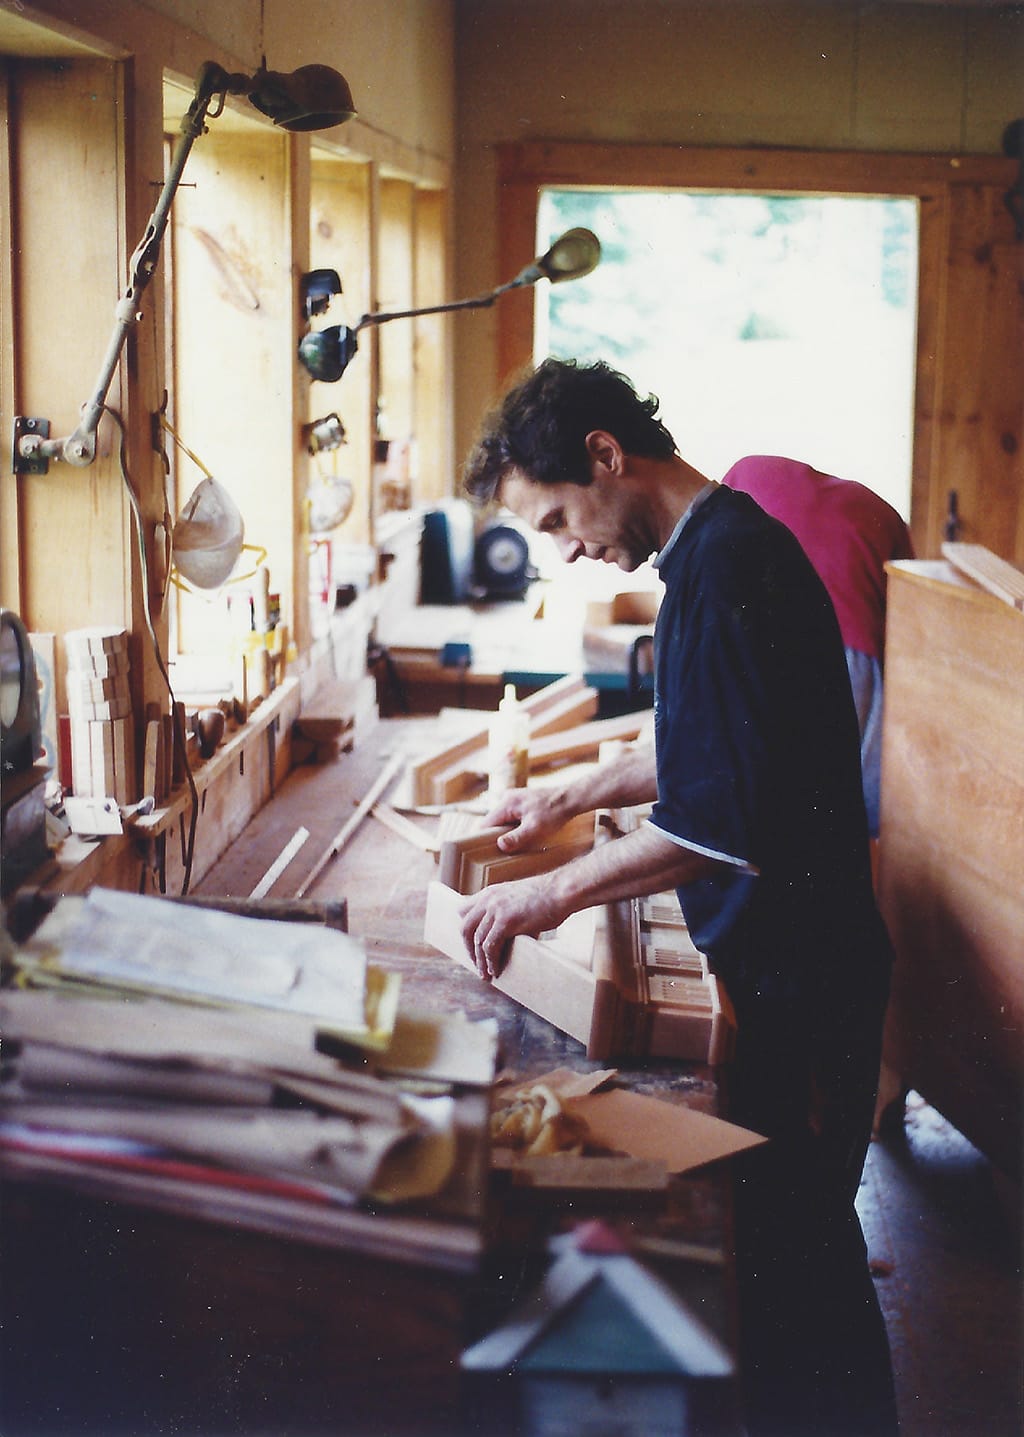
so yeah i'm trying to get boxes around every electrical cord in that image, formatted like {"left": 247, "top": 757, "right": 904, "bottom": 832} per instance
{"left": 106, "top": 404, "right": 199, "bottom": 894}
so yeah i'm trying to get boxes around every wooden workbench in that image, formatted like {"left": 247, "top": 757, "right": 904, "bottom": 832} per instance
{"left": 196, "top": 712, "right": 736, "bottom": 1337}
{"left": 1, "top": 716, "right": 739, "bottom": 1436}
{"left": 194, "top": 713, "right": 726, "bottom": 1108}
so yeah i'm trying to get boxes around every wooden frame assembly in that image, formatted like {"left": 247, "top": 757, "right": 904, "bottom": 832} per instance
{"left": 408, "top": 674, "right": 599, "bottom": 806}
{"left": 409, "top": 674, "right": 653, "bottom": 807}
{"left": 424, "top": 811, "right": 735, "bottom": 1066}
{"left": 437, "top": 810, "right": 597, "bottom": 892}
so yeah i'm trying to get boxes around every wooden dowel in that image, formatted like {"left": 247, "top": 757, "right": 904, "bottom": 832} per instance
{"left": 249, "top": 826, "right": 310, "bottom": 899}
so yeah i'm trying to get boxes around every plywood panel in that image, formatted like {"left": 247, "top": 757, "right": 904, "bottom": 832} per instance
{"left": 413, "top": 185, "right": 451, "bottom": 508}
{"left": 7, "top": 58, "right": 131, "bottom": 635}
{"left": 169, "top": 125, "right": 295, "bottom": 655}
{"left": 378, "top": 177, "right": 416, "bottom": 443}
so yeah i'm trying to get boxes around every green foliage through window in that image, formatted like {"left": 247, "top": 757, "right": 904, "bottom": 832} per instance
{"left": 535, "top": 188, "right": 918, "bottom": 517}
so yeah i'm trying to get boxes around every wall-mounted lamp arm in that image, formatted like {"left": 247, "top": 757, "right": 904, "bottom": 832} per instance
{"left": 13, "top": 59, "right": 354, "bottom": 476}
{"left": 352, "top": 227, "right": 601, "bottom": 335}
{"left": 354, "top": 289, "right": 500, "bottom": 331}
{"left": 14, "top": 64, "right": 240, "bottom": 472}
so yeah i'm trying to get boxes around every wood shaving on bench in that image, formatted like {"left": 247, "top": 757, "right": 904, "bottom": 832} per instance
{"left": 490, "top": 1082, "right": 592, "bottom": 1157}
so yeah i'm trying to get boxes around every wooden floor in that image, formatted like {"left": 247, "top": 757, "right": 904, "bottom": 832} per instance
{"left": 858, "top": 1097, "right": 1022, "bottom": 1437}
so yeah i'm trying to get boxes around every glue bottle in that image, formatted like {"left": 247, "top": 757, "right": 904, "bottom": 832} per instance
{"left": 488, "top": 684, "right": 529, "bottom": 796}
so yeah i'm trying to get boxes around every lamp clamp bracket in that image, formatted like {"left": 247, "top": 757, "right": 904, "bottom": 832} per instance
{"left": 12, "top": 418, "right": 51, "bottom": 476}
{"left": 11, "top": 415, "right": 97, "bottom": 473}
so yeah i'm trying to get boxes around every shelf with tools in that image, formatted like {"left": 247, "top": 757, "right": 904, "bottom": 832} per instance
{"left": 28, "top": 679, "right": 301, "bottom": 899}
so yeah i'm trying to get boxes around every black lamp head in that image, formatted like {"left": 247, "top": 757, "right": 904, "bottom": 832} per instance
{"left": 247, "top": 63, "right": 356, "bottom": 132}
{"left": 298, "top": 325, "right": 360, "bottom": 383}
{"left": 302, "top": 268, "right": 343, "bottom": 320}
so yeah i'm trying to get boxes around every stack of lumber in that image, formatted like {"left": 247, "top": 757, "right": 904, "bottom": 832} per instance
{"left": 65, "top": 627, "right": 134, "bottom": 805}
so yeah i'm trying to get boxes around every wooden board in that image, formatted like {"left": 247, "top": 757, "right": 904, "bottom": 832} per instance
{"left": 527, "top": 712, "right": 652, "bottom": 772}
{"left": 941, "top": 542, "right": 1024, "bottom": 610}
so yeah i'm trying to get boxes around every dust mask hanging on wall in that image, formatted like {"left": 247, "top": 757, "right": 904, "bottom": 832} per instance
{"left": 172, "top": 476, "right": 245, "bottom": 589}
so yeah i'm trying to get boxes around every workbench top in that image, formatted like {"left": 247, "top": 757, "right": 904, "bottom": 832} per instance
{"left": 193, "top": 712, "right": 735, "bottom": 1266}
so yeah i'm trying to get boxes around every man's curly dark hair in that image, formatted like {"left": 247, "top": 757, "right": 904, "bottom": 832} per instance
{"left": 462, "top": 358, "right": 677, "bottom": 505}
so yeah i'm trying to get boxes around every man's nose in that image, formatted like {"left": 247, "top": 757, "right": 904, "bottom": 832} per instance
{"left": 555, "top": 535, "right": 584, "bottom": 563}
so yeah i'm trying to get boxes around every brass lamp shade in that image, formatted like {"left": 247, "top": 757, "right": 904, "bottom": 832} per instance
{"left": 535, "top": 227, "right": 602, "bottom": 284}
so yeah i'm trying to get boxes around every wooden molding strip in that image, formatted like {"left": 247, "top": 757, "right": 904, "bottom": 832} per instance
{"left": 941, "top": 543, "right": 1024, "bottom": 610}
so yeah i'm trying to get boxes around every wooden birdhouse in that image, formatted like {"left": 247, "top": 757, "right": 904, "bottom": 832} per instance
{"left": 461, "top": 1221, "right": 739, "bottom": 1437}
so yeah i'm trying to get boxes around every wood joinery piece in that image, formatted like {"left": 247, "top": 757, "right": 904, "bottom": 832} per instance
{"left": 425, "top": 883, "right": 604, "bottom": 1050}
{"left": 424, "top": 808, "right": 735, "bottom": 1065}
{"left": 408, "top": 673, "right": 599, "bottom": 806}
{"left": 437, "top": 811, "right": 597, "bottom": 893}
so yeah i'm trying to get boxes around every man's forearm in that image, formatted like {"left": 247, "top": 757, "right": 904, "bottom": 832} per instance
{"left": 460, "top": 778, "right": 717, "bottom": 980}
{"left": 547, "top": 746, "right": 658, "bottom": 823}
{"left": 545, "top": 817, "right": 714, "bottom": 916}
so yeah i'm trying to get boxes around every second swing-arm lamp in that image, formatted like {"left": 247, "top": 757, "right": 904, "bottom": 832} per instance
{"left": 13, "top": 58, "right": 355, "bottom": 476}
{"left": 298, "top": 227, "right": 602, "bottom": 384}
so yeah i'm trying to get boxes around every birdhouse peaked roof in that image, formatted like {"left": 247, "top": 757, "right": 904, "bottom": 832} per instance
{"left": 461, "top": 1243, "right": 734, "bottom": 1378}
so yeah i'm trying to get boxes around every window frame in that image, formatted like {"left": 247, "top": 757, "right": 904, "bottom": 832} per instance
{"left": 495, "top": 140, "right": 1020, "bottom": 561}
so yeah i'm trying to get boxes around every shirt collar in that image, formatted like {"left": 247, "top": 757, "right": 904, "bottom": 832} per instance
{"left": 652, "top": 481, "right": 718, "bottom": 570}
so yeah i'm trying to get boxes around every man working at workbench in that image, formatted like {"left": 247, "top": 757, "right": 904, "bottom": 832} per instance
{"left": 458, "top": 358, "right": 898, "bottom": 1437}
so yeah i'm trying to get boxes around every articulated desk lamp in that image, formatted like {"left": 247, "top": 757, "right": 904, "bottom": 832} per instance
{"left": 7, "top": 59, "right": 355, "bottom": 894}
{"left": 298, "top": 226, "right": 602, "bottom": 384}
{"left": 14, "top": 57, "right": 355, "bottom": 476}
{"left": 11, "top": 58, "right": 356, "bottom": 586}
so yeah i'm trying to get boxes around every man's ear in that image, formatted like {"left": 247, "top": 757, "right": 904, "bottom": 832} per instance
{"left": 584, "top": 429, "right": 624, "bottom": 477}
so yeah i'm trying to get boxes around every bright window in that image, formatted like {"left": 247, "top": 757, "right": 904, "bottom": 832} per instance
{"left": 536, "top": 189, "right": 918, "bottom": 520}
